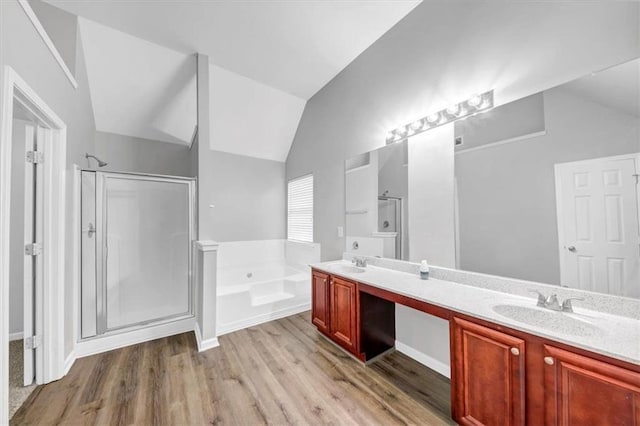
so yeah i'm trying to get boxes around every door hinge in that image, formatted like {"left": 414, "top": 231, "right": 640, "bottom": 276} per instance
{"left": 633, "top": 174, "right": 639, "bottom": 185}
{"left": 26, "top": 150, "right": 44, "bottom": 164}
{"left": 24, "top": 243, "right": 42, "bottom": 256}
{"left": 24, "top": 335, "right": 42, "bottom": 350}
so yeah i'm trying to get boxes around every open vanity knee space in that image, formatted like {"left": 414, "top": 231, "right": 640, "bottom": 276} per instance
{"left": 310, "top": 260, "right": 640, "bottom": 426}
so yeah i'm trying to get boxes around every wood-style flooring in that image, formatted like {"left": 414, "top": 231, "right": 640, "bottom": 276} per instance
{"left": 11, "top": 311, "right": 453, "bottom": 425}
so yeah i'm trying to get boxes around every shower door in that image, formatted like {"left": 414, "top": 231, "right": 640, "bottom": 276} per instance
{"left": 81, "top": 171, "right": 195, "bottom": 338}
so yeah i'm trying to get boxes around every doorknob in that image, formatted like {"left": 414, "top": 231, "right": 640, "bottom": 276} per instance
{"left": 567, "top": 246, "right": 576, "bottom": 252}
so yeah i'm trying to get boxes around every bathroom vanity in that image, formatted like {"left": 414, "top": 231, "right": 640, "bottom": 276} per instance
{"left": 310, "top": 261, "right": 640, "bottom": 425}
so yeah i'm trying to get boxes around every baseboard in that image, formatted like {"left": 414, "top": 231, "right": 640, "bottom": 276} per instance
{"left": 194, "top": 322, "right": 220, "bottom": 352}
{"left": 217, "top": 303, "right": 310, "bottom": 336}
{"left": 395, "top": 340, "right": 451, "bottom": 379}
{"left": 9, "top": 332, "right": 23, "bottom": 342}
{"left": 75, "top": 317, "right": 195, "bottom": 358}
{"left": 63, "top": 350, "right": 76, "bottom": 375}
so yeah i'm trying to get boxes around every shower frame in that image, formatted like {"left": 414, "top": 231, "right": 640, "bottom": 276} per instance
{"left": 81, "top": 170, "right": 197, "bottom": 340}
{"left": 378, "top": 195, "right": 403, "bottom": 260}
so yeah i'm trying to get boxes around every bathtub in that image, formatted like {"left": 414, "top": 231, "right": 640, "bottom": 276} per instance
{"left": 216, "top": 239, "right": 321, "bottom": 335}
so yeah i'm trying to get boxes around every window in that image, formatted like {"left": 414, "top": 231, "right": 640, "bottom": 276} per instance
{"left": 287, "top": 174, "right": 313, "bottom": 242}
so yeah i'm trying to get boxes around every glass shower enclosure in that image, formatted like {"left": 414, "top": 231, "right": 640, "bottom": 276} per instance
{"left": 81, "top": 171, "right": 196, "bottom": 339}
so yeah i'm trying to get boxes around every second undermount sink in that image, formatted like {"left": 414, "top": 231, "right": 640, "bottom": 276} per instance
{"left": 327, "top": 264, "right": 365, "bottom": 274}
{"left": 492, "top": 304, "right": 602, "bottom": 337}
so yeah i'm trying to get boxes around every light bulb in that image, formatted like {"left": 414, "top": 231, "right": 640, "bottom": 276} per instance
{"left": 410, "top": 119, "right": 424, "bottom": 131}
{"left": 446, "top": 104, "right": 460, "bottom": 116}
{"left": 427, "top": 112, "right": 440, "bottom": 124}
{"left": 468, "top": 95, "right": 483, "bottom": 108}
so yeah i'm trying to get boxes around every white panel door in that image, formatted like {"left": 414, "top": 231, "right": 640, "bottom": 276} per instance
{"left": 556, "top": 155, "right": 640, "bottom": 297}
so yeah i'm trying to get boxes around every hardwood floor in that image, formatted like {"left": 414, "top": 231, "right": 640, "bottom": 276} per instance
{"left": 11, "top": 312, "right": 453, "bottom": 425}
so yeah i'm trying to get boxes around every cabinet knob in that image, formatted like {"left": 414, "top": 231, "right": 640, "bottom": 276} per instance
{"left": 544, "top": 356, "right": 555, "bottom": 365}
{"left": 510, "top": 347, "right": 520, "bottom": 356}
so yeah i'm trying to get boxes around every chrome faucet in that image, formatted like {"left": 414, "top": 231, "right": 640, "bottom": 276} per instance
{"left": 529, "top": 290, "right": 583, "bottom": 313}
{"left": 561, "top": 297, "right": 584, "bottom": 313}
{"left": 352, "top": 257, "right": 367, "bottom": 267}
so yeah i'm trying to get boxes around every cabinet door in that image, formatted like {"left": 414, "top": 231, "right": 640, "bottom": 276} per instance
{"left": 544, "top": 345, "right": 640, "bottom": 425}
{"left": 451, "top": 317, "right": 526, "bottom": 426}
{"left": 330, "top": 277, "right": 358, "bottom": 353}
{"left": 311, "top": 271, "right": 330, "bottom": 334}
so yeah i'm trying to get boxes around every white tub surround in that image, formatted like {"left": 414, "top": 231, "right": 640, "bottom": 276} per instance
{"left": 312, "top": 257, "right": 639, "bottom": 365}
{"left": 194, "top": 240, "right": 220, "bottom": 352}
{"left": 217, "top": 239, "right": 320, "bottom": 335}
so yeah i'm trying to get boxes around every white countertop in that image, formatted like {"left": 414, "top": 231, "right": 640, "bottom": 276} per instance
{"left": 311, "top": 260, "right": 640, "bottom": 365}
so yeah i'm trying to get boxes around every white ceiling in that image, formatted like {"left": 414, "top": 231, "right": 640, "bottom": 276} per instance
{"left": 210, "top": 64, "right": 306, "bottom": 162}
{"left": 77, "top": 17, "right": 306, "bottom": 160}
{"left": 44, "top": 0, "right": 420, "bottom": 99}
{"left": 562, "top": 59, "right": 639, "bottom": 117}
{"left": 78, "top": 18, "right": 197, "bottom": 146}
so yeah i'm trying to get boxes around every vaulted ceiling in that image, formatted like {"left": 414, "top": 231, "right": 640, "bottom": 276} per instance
{"left": 562, "top": 59, "right": 639, "bottom": 118}
{"left": 45, "top": 0, "right": 419, "bottom": 160}
{"left": 45, "top": 0, "right": 420, "bottom": 99}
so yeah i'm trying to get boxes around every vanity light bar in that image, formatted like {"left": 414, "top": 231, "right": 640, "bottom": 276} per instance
{"left": 385, "top": 90, "right": 494, "bottom": 144}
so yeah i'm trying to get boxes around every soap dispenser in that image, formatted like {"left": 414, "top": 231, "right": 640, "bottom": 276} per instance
{"left": 420, "top": 260, "right": 430, "bottom": 280}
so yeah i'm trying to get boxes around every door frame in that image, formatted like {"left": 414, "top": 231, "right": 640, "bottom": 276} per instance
{"left": 0, "top": 66, "right": 67, "bottom": 423}
{"left": 554, "top": 152, "right": 640, "bottom": 288}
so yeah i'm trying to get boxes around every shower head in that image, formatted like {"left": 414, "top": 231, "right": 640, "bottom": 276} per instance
{"left": 85, "top": 153, "right": 108, "bottom": 168}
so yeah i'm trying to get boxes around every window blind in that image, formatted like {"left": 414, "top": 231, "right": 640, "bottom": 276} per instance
{"left": 287, "top": 174, "right": 313, "bottom": 242}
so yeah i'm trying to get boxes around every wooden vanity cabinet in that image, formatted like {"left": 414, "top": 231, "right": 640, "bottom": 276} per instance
{"left": 329, "top": 276, "right": 359, "bottom": 354}
{"left": 451, "top": 317, "right": 526, "bottom": 426}
{"left": 452, "top": 315, "right": 640, "bottom": 426}
{"left": 311, "top": 270, "right": 330, "bottom": 334}
{"left": 312, "top": 269, "right": 640, "bottom": 425}
{"left": 311, "top": 269, "right": 394, "bottom": 361}
{"left": 543, "top": 345, "right": 640, "bottom": 425}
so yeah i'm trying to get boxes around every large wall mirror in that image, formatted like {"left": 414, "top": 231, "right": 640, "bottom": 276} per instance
{"left": 345, "top": 57, "right": 639, "bottom": 299}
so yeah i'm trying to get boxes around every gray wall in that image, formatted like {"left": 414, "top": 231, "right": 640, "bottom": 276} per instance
{"left": 457, "top": 87, "right": 640, "bottom": 285}
{"left": 285, "top": 1, "right": 639, "bottom": 373}
{"left": 1, "top": 1, "right": 96, "bottom": 358}
{"left": 199, "top": 150, "right": 286, "bottom": 242}
{"left": 286, "top": 1, "right": 639, "bottom": 263}
{"left": 29, "top": 0, "right": 77, "bottom": 74}
{"left": 94, "top": 131, "right": 195, "bottom": 177}
{"left": 455, "top": 93, "right": 545, "bottom": 152}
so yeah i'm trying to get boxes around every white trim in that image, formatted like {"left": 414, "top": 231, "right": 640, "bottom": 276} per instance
{"left": 9, "top": 332, "right": 23, "bottom": 342}
{"left": 1, "top": 66, "right": 68, "bottom": 424}
{"left": 345, "top": 163, "right": 370, "bottom": 174}
{"left": 371, "top": 232, "right": 398, "bottom": 238}
{"left": 195, "top": 240, "right": 219, "bottom": 252}
{"left": 454, "top": 130, "right": 546, "bottom": 155}
{"left": 63, "top": 350, "right": 75, "bottom": 376}
{"left": 71, "top": 165, "right": 81, "bottom": 358}
{"left": 17, "top": 0, "right": 79, "bottom": 89}
{"left": 194, "top": 322, "right": 220, "bottom": 352}
{"left": 395, "top": 340, "right": 451, "bottom": 379}
{"left": 75, "top": 317, "right": 196, "bottom": 358}
{"left": 216, "top": 303, "right": 310, "bottom": 336}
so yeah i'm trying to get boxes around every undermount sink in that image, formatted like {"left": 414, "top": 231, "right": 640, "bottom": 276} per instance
{"left": 327, "top": 264, "right": 365, "bottom": 274}
{"left": 492, "top": 304, "right": 602, "bottom": 337}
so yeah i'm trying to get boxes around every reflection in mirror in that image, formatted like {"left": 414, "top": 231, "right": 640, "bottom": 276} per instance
{"left": 345, "top": 141, "right": 409, "bottom": 260}
{"left": 455, "top": 58, "right": 640, "bottom": 298}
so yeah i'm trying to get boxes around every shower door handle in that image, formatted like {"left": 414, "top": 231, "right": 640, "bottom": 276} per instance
{"left": 82, "top": 222, "right": 96, "bottom": 238}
